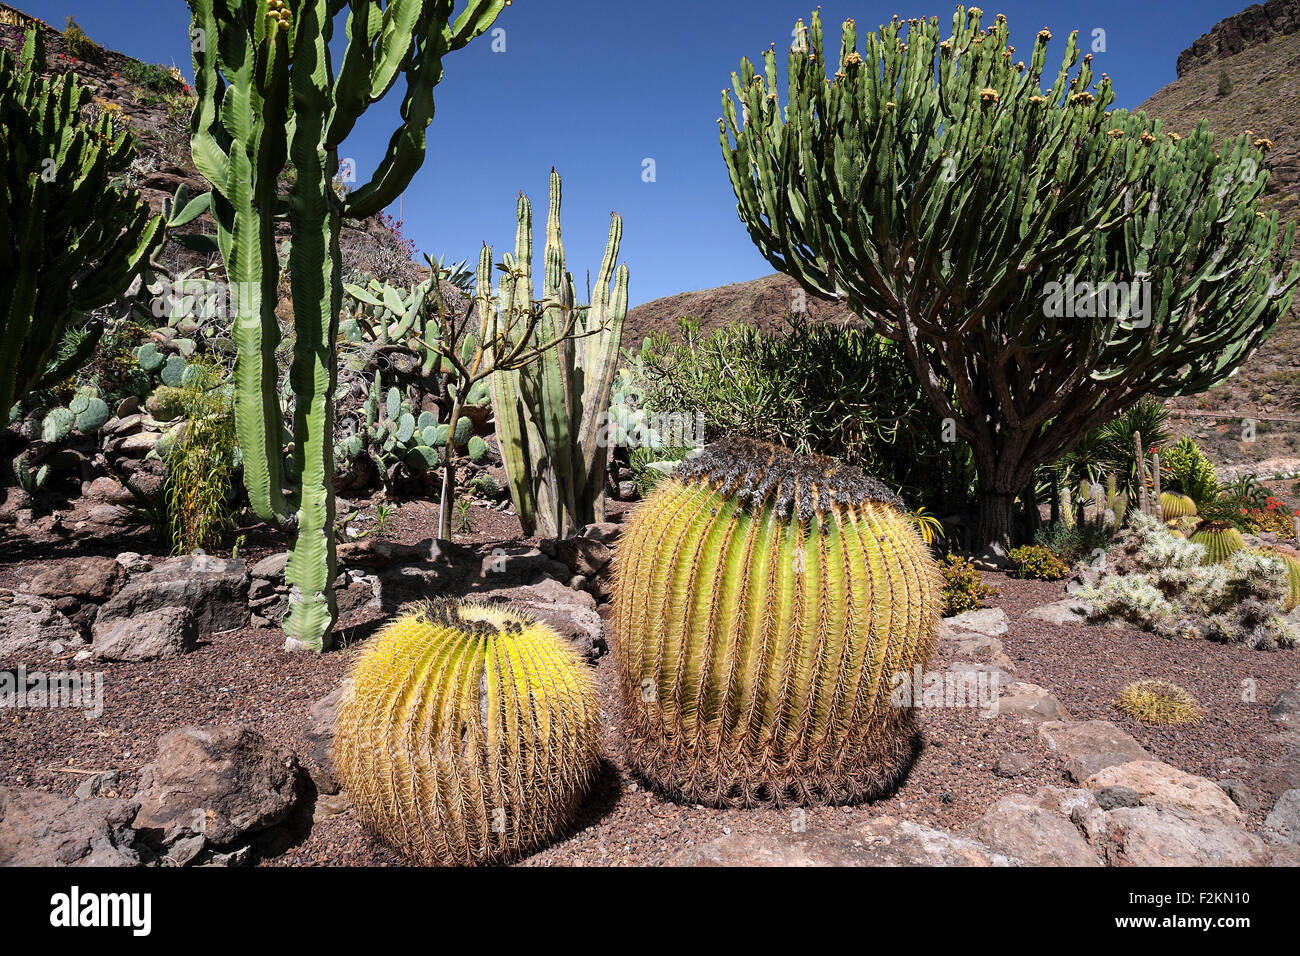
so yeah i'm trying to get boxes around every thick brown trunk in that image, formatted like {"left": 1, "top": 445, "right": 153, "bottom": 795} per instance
{"left": 976, "top": 491, "right": 1018, "bottom": 553}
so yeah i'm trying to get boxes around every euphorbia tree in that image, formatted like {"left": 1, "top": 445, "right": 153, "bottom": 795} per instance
{"left": 188, "top": 0, "right": 506, "bottom": 650}
{"left": 720, "top": 7, "right": 1298, "bottom": 549}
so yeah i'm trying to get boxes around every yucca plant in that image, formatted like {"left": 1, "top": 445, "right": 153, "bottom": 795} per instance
{"left": 334, "top": 599, "right": 602, "bottom": 866}
{"left": 611, "top": 436, "right": 941, "bottom": 807}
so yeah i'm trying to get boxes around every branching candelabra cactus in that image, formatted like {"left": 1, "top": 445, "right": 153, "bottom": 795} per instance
{"left": 187, "top": 0, "right": 506, "bottom": 650}
{"left": 490, "top": 169, "right": 629, "bottom": 538}
{"left": 720, "top": 8, "right": 1299, "bottom": 549}
{"left": 1, "top": 25, "right": 165, "bottom": 418}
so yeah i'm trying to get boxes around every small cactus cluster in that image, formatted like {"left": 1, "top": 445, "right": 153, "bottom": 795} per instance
{"left": 334, "top": 367, "right": 491, "bottom": 484}
{"left": 334, "top": 599, "right": 601, "bottom": 866}
{"left": 1114, "top": 679, "right": 1203, "bottom": 726}
{"left": 612, "top": 436, "right": 941, "bottom": 807}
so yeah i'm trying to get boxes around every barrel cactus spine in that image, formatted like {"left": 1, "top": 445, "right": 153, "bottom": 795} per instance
{"left": 188, "top": 0, "right": 508, "bottom": 651}
{"left": 612, "top": 436, "right": 942, "bottom": 808}
{"left": 333, "top": 599, "right": 602, "bottom": 866}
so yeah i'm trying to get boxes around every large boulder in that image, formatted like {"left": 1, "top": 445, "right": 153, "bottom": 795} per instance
{"left": 132, "top": 724, "right": 302, "bottom": 860}
{"left": 1102, "top": 807, "right": 1273, "bottom": 866}
{"left": 1037, "top": 719, "right": 1150, "bottom": 782}
{"left": 0, "top": 787, "right": 141, "bottom": 867}
{"left": 27, "top": 557, "right": 124, "bottom": 603}
{"left": 0, "top": 591, "right": 83, "bottom": 658}
{"left": 671, "top": 816, "right": 1017, "bottom": 866}
{"left": 96, "top": 555, "right": 249, "bottom": 634}
{"left": 976, "top": 791, "right": 1103, "bottom": 866}
{"left": 93, "top": 606, "right": 198, "bottom": 662}
{"left": 302, "top": 684, "right": 348, "bottom": 795}
{"left": 1084, "top": 760, "right": 1244, "bottom": 825}
{"left": 1263, "top": 789, "right": 1300, "bottom": 845}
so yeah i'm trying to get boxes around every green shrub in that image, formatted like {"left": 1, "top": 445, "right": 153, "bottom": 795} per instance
{"left": 1034, "top": 521, "right": 1113, "bottom": 566}
{"left": 163, "top": 360, "right": 237, "bottom": 554}
{"left": 62, "top": 16, "right": 102, "bottom": 62}
{"left": 1162, "top": 437, "right": 1218, "bottom": 506}
{"left": 640, "top": 316, "right": 971, "bottom": 511}
{"left": 1009, "top": 545, "right": 1070, "bottom": 581}
{"left": 122, "top": 60, "right": 176, "bottom": 93}
{"left": 940, "top": 555, "right": 999, "bottom": 616}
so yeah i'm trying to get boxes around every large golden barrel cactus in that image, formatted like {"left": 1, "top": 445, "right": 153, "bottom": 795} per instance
{"left": 612, "top": 437, "right": 942, "bottom": 807}
{"left": 334, "top": 600, "right": 601, "bottom": 865}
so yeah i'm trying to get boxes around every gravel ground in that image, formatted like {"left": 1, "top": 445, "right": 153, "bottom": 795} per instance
{"left": 2, "top": 501, "right": 1297, "bottom": 866}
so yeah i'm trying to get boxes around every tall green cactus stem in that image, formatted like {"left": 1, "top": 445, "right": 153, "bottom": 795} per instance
{"left": 490, "top": 170, "right": 629, "bottom": 538}
{"left": 0, "top": 25, "right": 165, "bottom": 416}
{"left": 720, "top": 8, "right": 1299, "bottom": 551}
{"left": 188, "top": 0, "right": 506, "bottom": 650}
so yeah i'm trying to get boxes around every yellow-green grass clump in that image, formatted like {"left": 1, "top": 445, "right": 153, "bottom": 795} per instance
{"left": 1190, "top": 521, "right": 1245, "bottom": 564}
{"left": 612, "top": 436, "right": 941, "bottom": 808}
{"left": 1114, "top": 679, "right": 1203, "bottom": 726}
{"left": 334, "top": 599, "right": 601, "bottom": 866}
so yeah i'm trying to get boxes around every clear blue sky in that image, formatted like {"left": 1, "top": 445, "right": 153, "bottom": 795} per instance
{"left": 24, "top": 0, "right": 1250, "bottom": 306}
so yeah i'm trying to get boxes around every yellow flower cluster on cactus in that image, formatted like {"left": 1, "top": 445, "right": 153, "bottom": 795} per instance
{"left": 334, "top": 600, "right": 601, "bottom": 866}
{"left": 612, "top": 436, "right": 942, "bottom": 808}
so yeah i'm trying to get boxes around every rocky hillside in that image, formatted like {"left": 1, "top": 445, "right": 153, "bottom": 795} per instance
{"left": 1141, "top": 0, "right": 1300, "bottom": 473}
{"left": 0, "top": 3, "right": 428, "bottom": 290}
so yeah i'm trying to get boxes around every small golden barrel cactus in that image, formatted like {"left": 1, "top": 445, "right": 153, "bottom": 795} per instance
{"left": 1191, "top": 521, "right": 1245, "bottom": 564}
{"left": 334, "top": 600, "right": 601, "bottom": 865}
{"left": 1115, "top": 679, "right": 1203, "bottom": 726}
{"left": 612, "top": 437, "right": 941, "bottom": 808}
{"left": 1160, "top": 492, "right": 1197, "bottom": 521}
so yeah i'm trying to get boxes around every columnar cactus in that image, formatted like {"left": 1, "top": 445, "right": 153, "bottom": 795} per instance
{"left": 187, "top": 0, "right": 507, "bottom": 650}
{"left": 333, "top": 599, "right": 602, "bottom": 866}
{"left": 490, "top": 169, "right": 629, "bottom": 538}
{"left": 611, "top": 436, "right": 942, "bottom": 807}
{"left": 0, "top": 25, "right": 164, "bottom": 416}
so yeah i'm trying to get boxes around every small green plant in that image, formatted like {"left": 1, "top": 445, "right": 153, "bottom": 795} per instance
{"left": 372, "top": 502, "right": 395, "bottom": 537}
{"left": 940, "top": 554, "right": 999, "bottom": 616}
{"left": 164, "top": 359, "right": 237, "bottom": 554}
{"left": 1162, "top": 437, "right": 1218, "bottom": 507}
{"left": 1115, "top": 679, "right": 1203, "bottom": 726}
{"left": 62, "top": 16, "right": 102, "bottom": 62}
{"left": 1034, "top": 521, "right": 1113, "bottom": 566}
{"left": 121, "top": 60, "right": 177, "bottom": 93}
{"left": 1217, "top": 68, "right": 1232, "bottom": 98}
{"left": 454, "top": 497, "right": 474, "bottom": 535}
{"left": 230, "top": 534, "right": 246, "bottom": 561}
{"left": 1009, "top": 545, "right": 1070, "bottom": 581}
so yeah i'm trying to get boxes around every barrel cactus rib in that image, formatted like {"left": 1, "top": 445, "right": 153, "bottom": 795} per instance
{"left": 613, "top": 437, "right": 941, "bottom": 808}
